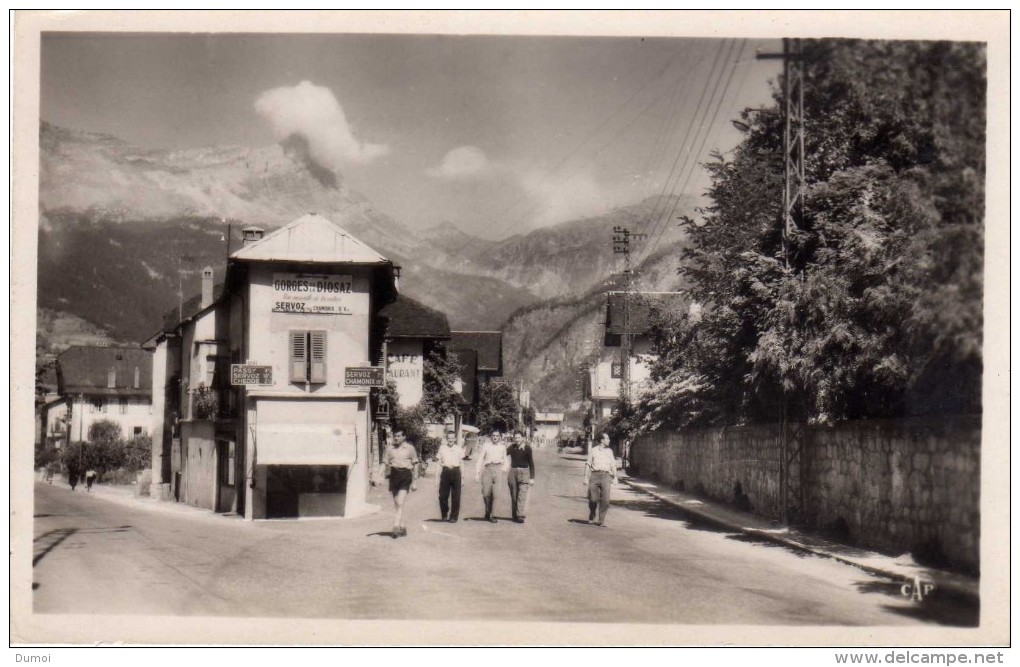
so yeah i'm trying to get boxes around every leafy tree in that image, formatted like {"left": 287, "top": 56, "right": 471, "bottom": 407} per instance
{"left": 476, "top": 382, "right": 520, "bottom": 435}
{"left": 35, "top": 440, "right": 60, "bottom": 471}
{"left": 640, "top": 39, "right": 984, "bottom": 429}
{"left": 122, "top": 433, "right": 152, "bottom": 472}
{"left": 420, "top": 344, "right": 463, "bottom": 422}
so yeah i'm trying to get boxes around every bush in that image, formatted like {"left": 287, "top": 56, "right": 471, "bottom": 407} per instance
{"left": 123, "top": 433, "right": 152, "bottom": 472}
{"left": 35, "top": 440, "right": 60, "bottom": 471}
{"left": 193, "top": 384, "right": 219, "bottom": 419}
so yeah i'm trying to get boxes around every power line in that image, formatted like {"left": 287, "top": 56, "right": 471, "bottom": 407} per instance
{"left": 638, "top": 39, "right": 748, "bottom": 267}
{"left": 633, "top": 40, "right": 732, "bottom": 245}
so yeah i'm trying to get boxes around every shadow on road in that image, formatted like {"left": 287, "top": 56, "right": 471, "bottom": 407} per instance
{"left": 33, "top": 528, "right": 77, "bottom": 566}
{"left": 724, "top": 533, "right": 810, "bottom": 558}
{"left": 853, "top": 580, "right": 979, "bottom": 627}
{"left": 366, "top": 530, "right": 398, "bottom": 539}
{"left": 567, "top": 518, "right": 594, "bottom": 526}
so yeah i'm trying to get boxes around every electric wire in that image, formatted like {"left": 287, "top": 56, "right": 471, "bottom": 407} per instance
{"left": 638, "top": 39, "right": 748, "bottom": 267}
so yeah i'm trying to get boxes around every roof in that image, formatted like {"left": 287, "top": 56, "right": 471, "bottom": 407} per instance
{"left": 230, "top": 213, "right": 388, "bottom": 264}
{"left": 449, "top": 331, "right": 503, "bottom": 373}
{"left": 378, "top": 294, "right": 451, "bottom": 340}
{"left": 605, "top": 291, "right": 686, "bottom": 335}
{"left": 56, "top": 346, "right": 153, "bottom": 398}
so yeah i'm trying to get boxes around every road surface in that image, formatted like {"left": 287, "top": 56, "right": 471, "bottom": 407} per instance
{"left": 30, "top": 445, "right": 975, "bottom": 625}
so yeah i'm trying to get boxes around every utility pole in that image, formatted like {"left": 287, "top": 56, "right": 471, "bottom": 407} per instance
{"left": 612, "top": 226, "right": 645, "bottom": 405}
{"left": 757, "top": 37, "right": 806, "bottom": 526}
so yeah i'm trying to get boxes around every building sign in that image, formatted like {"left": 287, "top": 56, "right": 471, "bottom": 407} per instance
{"left": 611, "top": 361, "right": 623, "bottom": 378}
{"left": 386, "top": 342, "right": 425, "bottom": 406}
{"left": 345, "top": 366, "right": 385, "bottom": 387}
{"left": 231, "top": 364, "right": 273, "bottom": 385}
{"left": 272, "top": 273, "right": 355, "bottom": 315}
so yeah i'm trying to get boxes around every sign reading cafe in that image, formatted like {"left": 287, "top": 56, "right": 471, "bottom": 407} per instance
{"left": 272, "top": 273, "right": 355, "bottom": 315}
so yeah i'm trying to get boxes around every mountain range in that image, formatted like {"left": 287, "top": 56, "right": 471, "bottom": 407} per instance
{"left": 35, "top": 121, "right": 696, "bottom": 407}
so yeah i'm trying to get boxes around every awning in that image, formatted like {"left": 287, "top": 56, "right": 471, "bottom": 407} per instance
{"left": 255, "top": 424, "right": 358, "bottom": 466}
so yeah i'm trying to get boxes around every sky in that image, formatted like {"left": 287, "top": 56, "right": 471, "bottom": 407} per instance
{"left": 41, "top": 32, "right": 782, "bottom": 240}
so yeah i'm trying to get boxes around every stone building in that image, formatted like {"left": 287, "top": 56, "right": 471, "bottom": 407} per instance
{"left": 44, "top": 346, "right": 153, "bottom": 447}
{"left": 587, "top": 291, "right": 685, "bottom": 420}
{"left": 148, "top": 214, "right": 398, "bottom": 520}
{"left": 378, "top": 294, "right": 452, "bottom": 408}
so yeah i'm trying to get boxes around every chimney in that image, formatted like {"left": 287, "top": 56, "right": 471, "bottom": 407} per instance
{"left": 242, "top": 226, "right": 265, "bottom": 245}
{"left": 134, "top": 366, "right": 140, "bottom": 389}
{"left": 201, "top": 266, "right": 214, "bottom": 309}
{"left": 107, "top": 366, "right": 116, "bottom": 388}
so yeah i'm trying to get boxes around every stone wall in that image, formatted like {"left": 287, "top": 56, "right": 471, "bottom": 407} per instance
{"left": 630, "top": 415, "right": 980, "bottom": 573}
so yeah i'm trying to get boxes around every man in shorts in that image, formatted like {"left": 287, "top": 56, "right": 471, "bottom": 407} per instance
{"left": 384, "top": 429, "right": 419, "bottom": 538}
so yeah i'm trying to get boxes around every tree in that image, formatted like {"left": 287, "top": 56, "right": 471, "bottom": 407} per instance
{"left": 476, "top": 382, "right": 520, "bottom": 435}
{"left": 420, "top": 345, "right": 463, "bottom": 422}
{"left": 639, "top": 39, "right": 984, "bottom": 429}
{"left": 122, "top": 433, "right": 152, "bottom": 472}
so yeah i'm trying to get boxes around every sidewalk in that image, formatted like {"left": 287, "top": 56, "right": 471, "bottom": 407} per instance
{"left": 618, "top": 472, "right": 979, "bottom": 604}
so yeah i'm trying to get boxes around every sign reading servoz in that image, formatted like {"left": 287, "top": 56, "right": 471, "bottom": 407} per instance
{"left": 231, "top": 364, "right": 273, "bottom": 386}
{"left": 272, "top": 273, "right": 356, "bottom": 315}
{"left": 345, "top": 366, "right": 385, "bottom": 387}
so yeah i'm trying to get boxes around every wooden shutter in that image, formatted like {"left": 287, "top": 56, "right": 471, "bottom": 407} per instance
{"left": 290, "top": 331, "right": 308, "bottom": 382}
{"left": 309, "top": 331, "right": 327, "bottom": 383}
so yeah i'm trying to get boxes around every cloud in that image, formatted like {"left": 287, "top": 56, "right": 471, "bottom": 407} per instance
{"left": 425, "top": 146, "right": 491, "bottom": 179}
{"left": 254, "top": 81, "right": 388, "bottom": 169}
{"left": 427, "top": 144, "right": 631, "bottom": 228}
{"left": 518, "top": 167, "right": 626, "bottom": 227}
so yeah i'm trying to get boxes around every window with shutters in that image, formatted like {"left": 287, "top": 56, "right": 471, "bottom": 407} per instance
{"left": 289, "top": 330, "right": 328, "bottom": 384}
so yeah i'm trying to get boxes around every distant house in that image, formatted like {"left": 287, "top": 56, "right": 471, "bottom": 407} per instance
{"left": 46, "top": 346, "right": 153, "bottom": 447}
{"left": 36, "top": 365, "right": 63, "bottom": 448}
{"left": 449, "top": 330, "right": 503, "bottom": 424}
{"left": 378, "top": 294, "right": 451, "bottom": 408}
{"left": 532, "top": 411, "right": 564, "bottom": 447}
{"left": 148, "top": 214, "right": 399, "bottom": 520}
{"left": 587, "top": 291, "right": 685, "bottom": 420}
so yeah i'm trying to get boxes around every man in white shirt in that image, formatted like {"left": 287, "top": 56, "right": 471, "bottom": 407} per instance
{"left": 474, "top": 430, "right": 510, "bottom": 523}
{"left": 436, "top": 430, "right": 466, "bottom": 522}
{"left": 584, "top": 433, "right": 618, "bottom": 526}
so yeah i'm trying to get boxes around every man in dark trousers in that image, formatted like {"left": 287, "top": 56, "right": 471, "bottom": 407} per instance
{"left": 435, "top": 430, "right": 465, "bottom": 522}
{"left": 584, "top": 433, "right": 618, "bottom": 526}
{"left": 506, "top": 430, "right": 535, "bottom": 523}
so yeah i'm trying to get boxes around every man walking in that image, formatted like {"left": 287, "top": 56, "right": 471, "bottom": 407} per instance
{"left": 383, "top": 429, "right": 419, "bottom": 538}
{"left": 584, "top": 433, "right": 618, "bottom": 526}
{"left": 436, "top": 430, "right": 465, "bottom": 522}
{"left": 506, "top": 430, "right": 535, "bottom": 523}
{"left": 474, "top": 430, "right": 509, "bottom": 523}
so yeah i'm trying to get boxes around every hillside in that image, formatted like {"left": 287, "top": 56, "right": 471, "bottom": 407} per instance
{"left": 36, "top": 121, "right": 701, "bottom": 388}
{"left": 469, "top": 195, "right": 696, "bottom": 299}
{"left": 502, "top": 239, "right": 692, "bottom": 410}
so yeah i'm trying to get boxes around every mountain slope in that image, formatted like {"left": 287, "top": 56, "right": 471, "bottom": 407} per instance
{"left": 502, "top": 239, "right": 692, "bottom": 410}
{"left": 467, "top": 195, "right": 696, "bottom": 299}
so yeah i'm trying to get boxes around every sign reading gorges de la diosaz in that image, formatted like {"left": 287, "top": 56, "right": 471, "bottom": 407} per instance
{"left": 271, "top": 273, "right": 360, "bottom": 315}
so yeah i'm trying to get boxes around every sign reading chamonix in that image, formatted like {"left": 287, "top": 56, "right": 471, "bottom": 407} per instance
{"left": 272, "top": 273, "right": 356, "bottom": 315}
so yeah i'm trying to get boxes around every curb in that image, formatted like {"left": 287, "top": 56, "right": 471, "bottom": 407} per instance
{"left": 619, "top": 477, "right": 979, "bottom": 605}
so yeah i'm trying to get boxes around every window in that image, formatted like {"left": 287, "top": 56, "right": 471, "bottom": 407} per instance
{"left": 289, "top": 330, "right": 327, "bottom": 384}
{"left": 90, "top": 397, "right": 105, "bottom": 413}
{"left": 119, "top": 398, "right": 129, "bottom": 414}
{"left": 134, "top": 426, "right": 144, "bottom": 437}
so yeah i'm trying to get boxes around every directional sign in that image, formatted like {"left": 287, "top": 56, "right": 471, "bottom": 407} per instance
{"left": 231, "top": 364, "right": 273, "bottom": 386}
{"left": 345, "top": 366, "right": 385, "bottom": 387}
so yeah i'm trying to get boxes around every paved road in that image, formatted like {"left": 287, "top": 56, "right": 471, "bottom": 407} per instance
{"left": 31, "top": 446, "right": 974, "bottom": 625}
